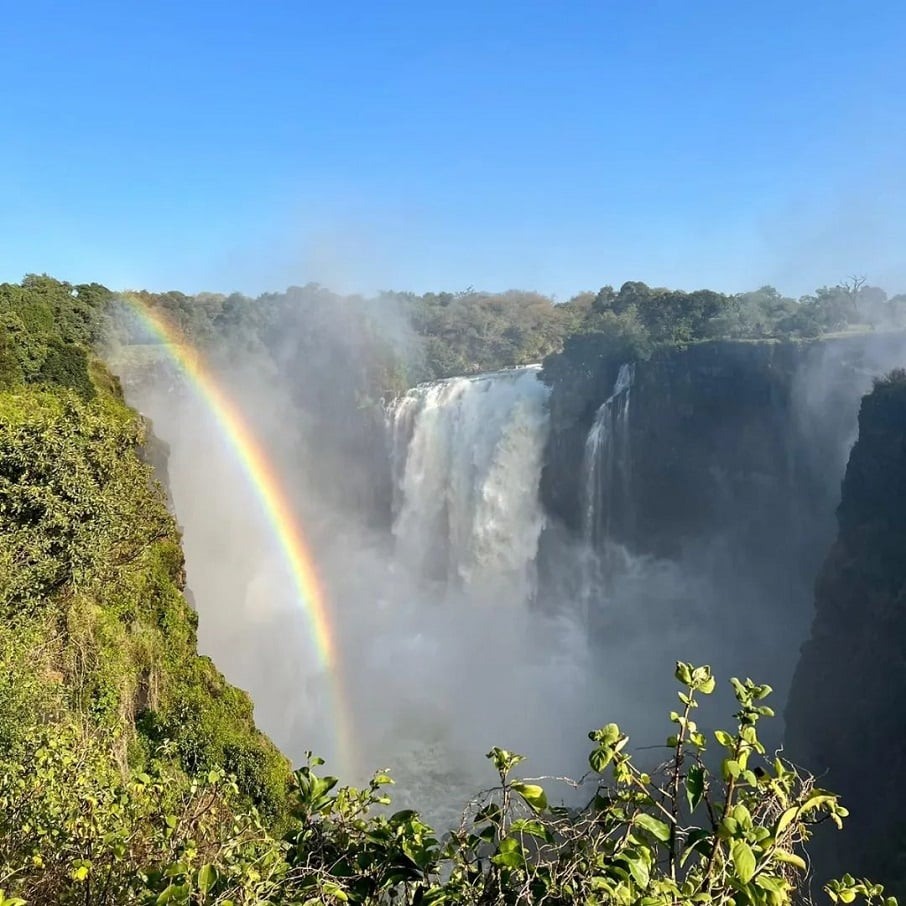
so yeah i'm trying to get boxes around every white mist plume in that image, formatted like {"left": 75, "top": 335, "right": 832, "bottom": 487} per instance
{"left": 110, "top": 295, "right": 906, "bottom": 828}
{"left": 113, "top": 326, "right": 601, "bottom": 825}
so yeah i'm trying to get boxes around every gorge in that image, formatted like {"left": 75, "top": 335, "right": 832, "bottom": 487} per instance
{"left": 3, "top": 274, "right": 906, "bottom": 900}
{"left": 117, "top": 326, "right": 906, "bottom": 843}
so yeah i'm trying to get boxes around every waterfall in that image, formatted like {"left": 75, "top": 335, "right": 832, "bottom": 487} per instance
{"left": 385, "top": 366, "right": 551, "bottom": 603}
{"left": 582, "top": 363, "right": 634, "bottom": 549}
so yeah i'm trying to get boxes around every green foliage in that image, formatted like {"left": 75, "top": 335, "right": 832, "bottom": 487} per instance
{"left": 0, "top": 384, "right": 291, "bottom": 821}
{"left": 37, "top": 339, "right": 95, "bottom": 399}
{"left": 259, "top": 664, "right": 887, "bottom": 906}
{"left": 110, "top": 276, "right": 906, "bottom": 428}
{"left": 0, "top": 325, "right": 23, "bottom": 389}
{"left": 99, "top": 665, "right": 883, "bottom": 906}
{"left": 14, "top": 665, "right": 873, "bottom": 906}
{"left": 0, "top": 725, "right": 287, "bottom": 905}
{"left": 0, "top": 275, "right": 109, "bottom": 389}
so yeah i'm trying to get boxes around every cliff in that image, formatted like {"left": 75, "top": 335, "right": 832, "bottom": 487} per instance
{"left": 538, "top": 331, "right": 906, "bottom": 726}
{"left": 542, "top": 333, "right": 904, "bottom": 551}
{"left": 0, "top": 367, "right": 292, "bottom": 820}
{"left": 785, "top": 371, "right": 906, "bottom": 892}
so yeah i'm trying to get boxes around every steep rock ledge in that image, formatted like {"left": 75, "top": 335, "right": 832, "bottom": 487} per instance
{"left": 785, "top": 372, "right": 906, "bottom": 892}
{"left": 537, "top": 332, "right": 906, "bottom": 723}
{"left": 540, "top": 334, "right": 906, "bottom": 559}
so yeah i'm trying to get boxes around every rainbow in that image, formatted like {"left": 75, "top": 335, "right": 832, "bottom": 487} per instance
{"left": 120, "top": 296, "right": 354, "bottom": 778}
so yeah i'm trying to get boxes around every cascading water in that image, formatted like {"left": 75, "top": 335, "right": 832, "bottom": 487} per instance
{"left": 386, "top": 366, "right": 551, "bottom": 603}
{"left": 577, "top": 363, "right": 635, "bottom": 616}
{"left": 582, "top": 363, "right": 634, "bottom": 549}
{"left": 376, "top": 366, "right": 594, "bottom": 825}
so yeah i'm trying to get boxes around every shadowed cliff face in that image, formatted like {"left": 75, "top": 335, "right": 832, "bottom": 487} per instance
{"left": 785, "top": 374, "right": 906, "bottom": 894}
{"left": 542, "top": 334, "right": 906, "bottom": 549}
{"left": 539, "top": 333, "right": 906, "bottom": 738}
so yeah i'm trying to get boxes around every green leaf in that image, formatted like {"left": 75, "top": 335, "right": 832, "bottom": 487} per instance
{"left": 755, "top": 874, "right": 787, "bottom": 896}
{"left": 731, "top": 804, "right": 753, "bottom": 828}
{"left": 731, "top": 840, "right": 757, "bottom": 884}
{"left": 624, "top": 852, "right": 650, "bottom": 888}
{"left": 197, "top": 864, "right": 218, "bottom": 892}
{"left": 681, "top": 828, "right": 713, "bottom": 865}
{"left": 491, "top": 836, "right": 525, "bottom": 868}
{"left": 319, "top": 881, "right": 349, "bottom": 901}
{"left": 391, "top": 809, "right": 419, "bottom": 823}
{"left": 634, "top": 813, "right": 671, "bottom": 842}
{"left": 0, "top": 895, "right": 27, "bottom": 906}
{"left": 590, "top": 723, "right": 622, "bottom": 745}
{"left": 511, "top": 782, "right": 547, "bottom": 812}
{"left": 754, "top": 684, "right": 773, "bottom": 701}
{"left": 773, "top": 849, "right": 807, "bottom": 871}
{"left": 801, "top": 790, "right": 838, "bottom": 814}
{"left": 487, "top": 747, "right": 524, "bottom": 776}
{"left": 714, "top": 729, "right": 735, "bottom": 748}
{"left": 589, "top": 746, "right": 613, "bottom": 773}
{"left": 511, "top": 818, "right": 552, "bottom": 842}
{"left": 774, "top": 807, "right": 799, "bottom": 836}
{"left": 686, "top": 764, "right": 705, "bottom": 811}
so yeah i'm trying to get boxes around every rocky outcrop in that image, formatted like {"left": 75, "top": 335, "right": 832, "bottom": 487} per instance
{"left": 785, "top": 372, "right": 906, "bottom": 892}
{"left": 538, "top": 331, "right": 906, "bottom": 731}
{"left": 541, "top": 333, "right": 906, "bottom": 558}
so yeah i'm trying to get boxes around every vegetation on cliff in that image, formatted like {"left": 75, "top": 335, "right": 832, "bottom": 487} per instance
{"left": 0, "top": 276, "right": 292, "bottom": 902}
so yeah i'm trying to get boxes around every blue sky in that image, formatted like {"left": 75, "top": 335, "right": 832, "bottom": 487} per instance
{"left": 2, "top": 1, "right": 905, "bottom": 298}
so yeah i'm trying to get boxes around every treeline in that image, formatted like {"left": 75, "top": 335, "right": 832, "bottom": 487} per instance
{"left": 0, "top": 274, "right": 114, "bottom": 397}
{"left": 111, "top": 277, "right": 906, "bottom": 402}
{"left": 582, "top": 278, "right": 906, "bottom": 353}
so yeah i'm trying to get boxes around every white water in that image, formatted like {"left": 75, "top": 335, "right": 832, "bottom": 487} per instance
{"left": 582, "top": 363, "right": 634, "bottom": 549}
{"left": 374, "top": 366, "right": 595, "bottom": 824}
{"left": 387, "top": 366, "right": 551, "bottom": 603}
{"left": 113, "top": 332, "right": 906, "bottom": 830}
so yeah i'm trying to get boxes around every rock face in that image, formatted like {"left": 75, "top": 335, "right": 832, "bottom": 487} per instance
{"left": 785, "top": 372, "right": 906, "bottom": 892}
{"left": 542, "top": 334, "right": 906, "bottom": 558}
{"left": 538, "top": 331, "right": 906, "bottom": 726}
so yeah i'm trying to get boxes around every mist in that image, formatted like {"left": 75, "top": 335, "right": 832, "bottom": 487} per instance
{"left": 110, "top": 315, "right": 602, "bottom": 826}
{"left": 107, "top": 287, "right": 906, "bottom": 828}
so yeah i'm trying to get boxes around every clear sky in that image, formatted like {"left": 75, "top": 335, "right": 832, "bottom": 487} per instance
{"left": 3, "top": 1, "right": 905, "bottom": 298}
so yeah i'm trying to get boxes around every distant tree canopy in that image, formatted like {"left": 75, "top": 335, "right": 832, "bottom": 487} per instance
{"left": 109, "top": 275, "right": 906, "bottom": 404}
{"left": 0, "top": 274, "right": 112, "bottom": 397}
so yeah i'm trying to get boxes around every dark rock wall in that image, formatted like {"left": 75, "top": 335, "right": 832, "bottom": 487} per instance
{"left": 538, "top": 331, "right": 906, "bottom": 730}
{"left": 785, "top": 375, "right": 906, "bottom": 892}
{"left": 542, "top": 332, "right": 906, "bottom": 564}
{"left": 542, "top": 335, "right": 904, "bottom": 552}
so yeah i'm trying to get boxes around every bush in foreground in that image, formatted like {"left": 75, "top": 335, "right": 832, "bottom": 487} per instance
{"left": 0, "top": 663, "right": 893, "bottom": 905}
